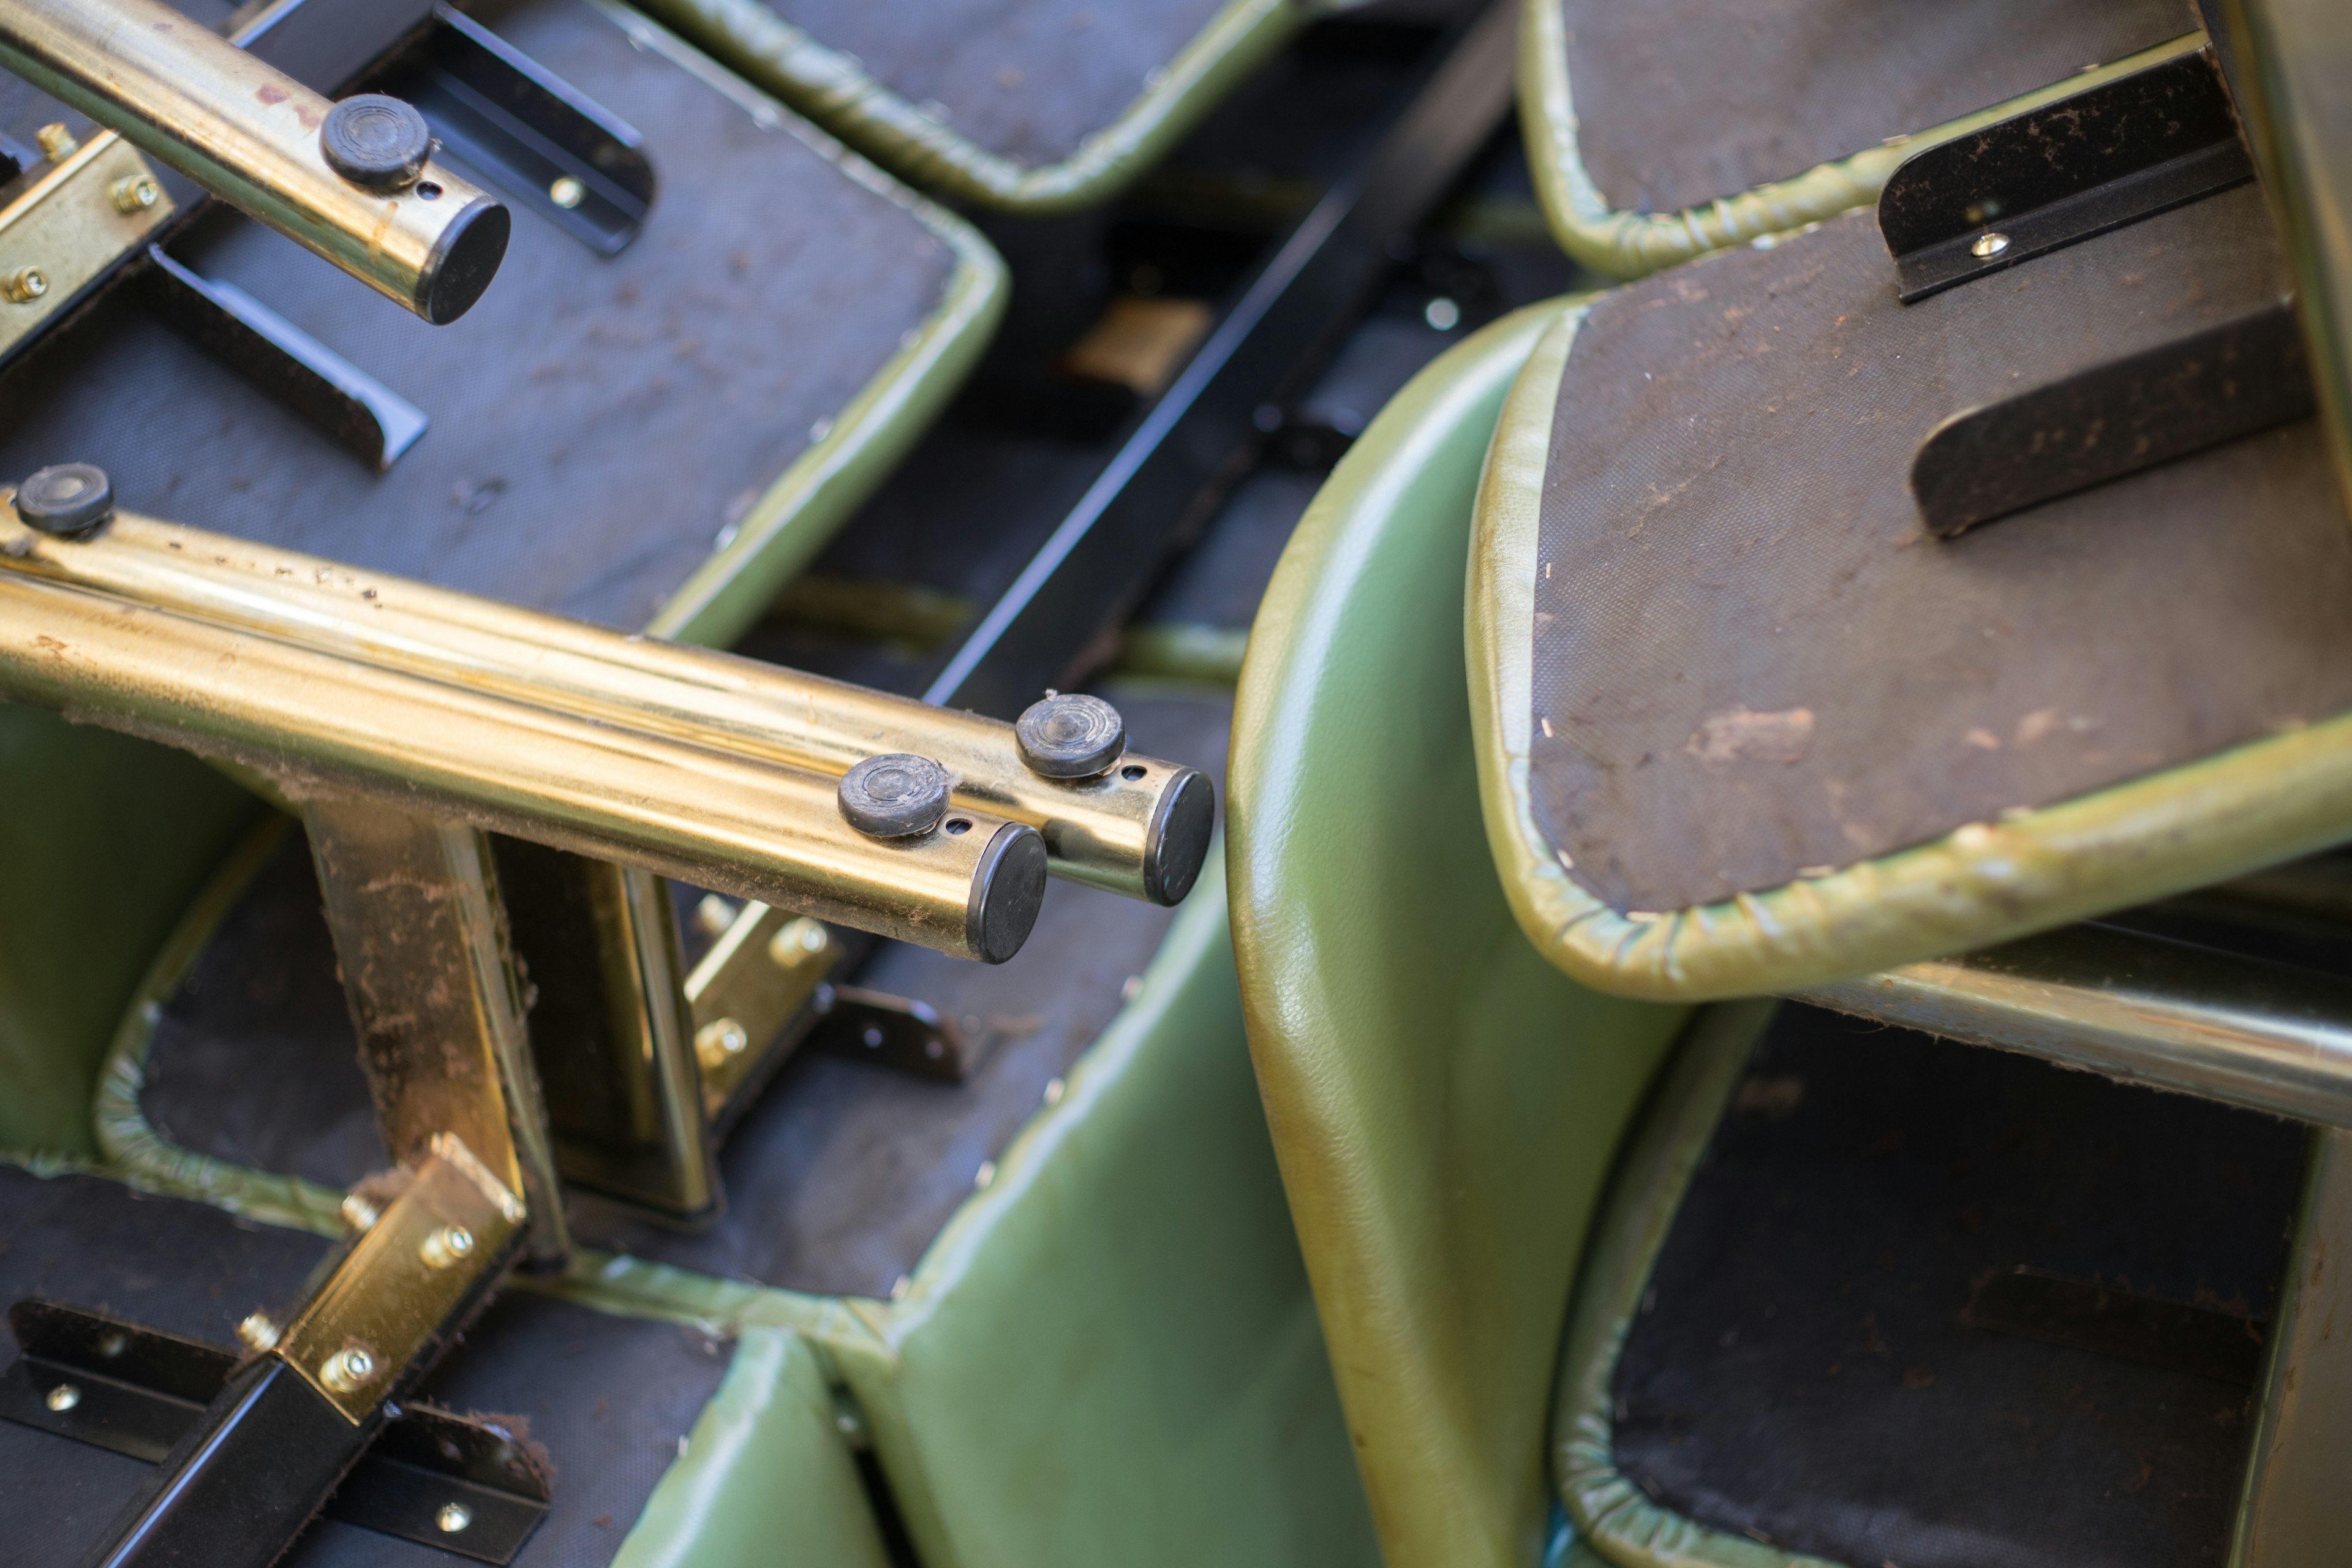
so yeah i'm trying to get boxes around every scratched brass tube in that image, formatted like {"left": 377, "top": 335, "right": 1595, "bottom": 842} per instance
{"left": 1, "top": 509, "right": 1213, "bottom": 905}
{"left": 0, "top": 573, "right": 1045, "bottom": 961}
{"left": 0, "top": 0, "right": 507, "bottom": 322}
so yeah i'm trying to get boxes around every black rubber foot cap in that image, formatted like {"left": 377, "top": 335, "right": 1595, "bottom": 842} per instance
{"left": 1016, "top": 693, "right": 1126, "bottom": 778}
{"left": 970, "top": 824, "right": 1048, "bottom": 963}
{"left": 839, "top": 753, "right": 952, "bottom": 838}
{"left": 1143, "top": 769, "right": 1215, "bottom": 906}
{"left": 322, "top": 95, "right": 432, "bottom": 189}
{"left": 14, "top": 463, "right": 113, "bottom": 535}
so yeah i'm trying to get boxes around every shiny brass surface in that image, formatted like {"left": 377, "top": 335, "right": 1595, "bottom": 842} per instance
{"left": 0, "top": 129, "right": 173, "bottom": 359}
{"left": 2233, "top": 1128, "right": 2352, "bottom": 1565}
{"left": 0, "top": 509, "right": 1200, "bottom": 903}
{"left": 277, "top": 1136, "right": 522, "bottom": 1422}
{"left": 505, "top": 846, "right": 715, "bottom": 1219}
{"left": 0, "top": 565, "right": 1035, "bottom": 959}
{"left": 1793, "top": 922, "right": 2352, "bottom": 1128}
{"left": 304, "top": 796, "right": 569, "bottom": 1265}
{"left": 0, "top": 0, "right": 505, "bottom": 322}
{"left": 685, "top": 903, "right": 839, "bottom": 1115}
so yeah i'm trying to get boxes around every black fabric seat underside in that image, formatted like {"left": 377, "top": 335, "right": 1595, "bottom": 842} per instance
{"left": 769, "top": 0, "right": 1232, "bottom": 170}
{"left": 1612, "top": 1005, "right": 2305, "bottom": 1568}
{"left": 1528, "top": 188, "right": 2352, "bottom": 915}
{"left": 0, "top": 1164, "right": 730, "bottom": 1568}
{"left": 1556, "top": 0, "right": 2188, "bottom": 216}
{"left": 0, "top": 0, "right": 950, "bottom": 629}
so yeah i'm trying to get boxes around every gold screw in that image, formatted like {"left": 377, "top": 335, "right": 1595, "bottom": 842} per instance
{"left": 35, "top": 123, "right": 77, "bottom": 160}
{"left": 45, "top": 1382, "right": 80, "bottom": 1412}
{"left": 339, "top": 1191, "right": 381, "bottom": 1232}
{"left": 548, "top": 175, "right": 585, "bottom": 209}
{"left": 2, "top": 267, "right": 48, "bottom": 304}
{"left": 695, "top": 1017, "right": 748, "bottom": 1071}
{"left": 236, "top": 1311, "right": 282, "bottom": 1353}
{"left": 437, "top": 1503, "right": 473, "bottom": 1534}
{"left": 419, "top": 1223, "right": 476, "bottom": 1270}
{"left": 769, "top": 918, "right": 828, "bottom": 967}
{"left": 108, "top": 174, "right": 159, "bottom": 214}
{"left": 320, "top": 1345, "right": 377, "bottom": 1393}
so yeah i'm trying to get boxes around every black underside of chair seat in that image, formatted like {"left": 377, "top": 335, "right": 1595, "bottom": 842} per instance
{"left": 773, "top": 0, "right": 1231, "bottom": 170}
{"left": 1556, "top": 0, "right": 2187, "bottom": 216}
{"left": 0, "top": 0, "right": 951, "bottom": 630}
{"left": 1611, "top": 1005, "right": 2305, "bottom": 1568}
{"left": 0, "top": 1164, "right": 731, "bottom": 1568}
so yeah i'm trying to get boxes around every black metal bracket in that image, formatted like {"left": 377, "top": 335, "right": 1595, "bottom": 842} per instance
{"left": 377, "top": 4, "right": 656, "bottom": 257}
{"left": 1912, "top": 297, "right": 2314, "bottom": 536}
{"left": 0, "top": 1300, "right": 549, "bottom": 1565}
{"left": 1879, "top": 47, "right": 2255, "bottom": 304}
{"left": 143, "top": 246, "right": 430, "bottom": 470}
{"left": 809, "top": 984, "right": 970, "bottom": 1082}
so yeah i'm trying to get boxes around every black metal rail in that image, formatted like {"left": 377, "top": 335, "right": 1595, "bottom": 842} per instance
{"left": 923, "top": 0, "right": 1519, "bottom": 718}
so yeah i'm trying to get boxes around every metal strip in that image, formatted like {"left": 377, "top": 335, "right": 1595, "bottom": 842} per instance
{"left": 1879, "top": 47, "right": 2254, "bottom": 304}
{"left": 1790, "top": 922, "right": 2352, "bottom": 1129}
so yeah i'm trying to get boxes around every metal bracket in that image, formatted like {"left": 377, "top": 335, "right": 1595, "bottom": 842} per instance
{"left": 1911, "top": 296, "right": 2315, "bottom": 535}
{"left": 143, "top": 244, "right": 429, "bottom": 470}
{"left": 810, "top": 984, "right": 970, "bottom": 1082}
{"left": 0, "top": 1300, "right": 550, "bottom": 1564}
{"left": 1879, "top": 46, "right": 2255, "bottom": 304}
{"left": 0, "top": 129, "right": 176, "bottom": 368}
{"left": 377, "top": 4, "right": 655, "bottom": 256}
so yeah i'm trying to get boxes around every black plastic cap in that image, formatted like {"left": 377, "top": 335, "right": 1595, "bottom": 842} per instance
{"left": 1142, "top": 768, "right": 1215, "bottom": 906}
{"left": 13, "top": 463, "right": 113, "bottom": 536}
{"left": 321, "top": 95, "right": 432, "bottom": 189}
{"left": 839, "top": 753, "right": 952, "bottom": 838}
{"left": 968, "top": 823, "right": 1047, "bottom": 963}
{"left": 419, "top": 197, "right": 508, "bottom": 325}
{"left": 1015, "top": 693, "right": 1126, "bottom": 778}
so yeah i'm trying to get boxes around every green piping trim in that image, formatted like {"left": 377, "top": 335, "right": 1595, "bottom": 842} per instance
{"left": 1547, "top": 1001, "right": 1827, "bottom": 1568}
{"left": 626, "top": 0, "right": 1311, "bottom": 216}
{"left": 1515, "top": 12, "right": 2208, "bottom": 279}
{"left": 1470, "top": 301, "right": 2352, "bottom": 1001}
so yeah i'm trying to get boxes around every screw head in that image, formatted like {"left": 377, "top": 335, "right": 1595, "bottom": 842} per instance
{"left": 320, "top": 1344, "right": 378, "bottom": 1393}
{"left": 45, "top": 1382, "right": 80, "bottom": 1412}
{"left": 419, "top": 1223, "right": 476, "bottom": 1270}
{"left": 437, "top": 1502, "right": 473, "bottom": 1534}
{"left": 321, "top": 94, "right": 432, "bottom": 189}
{"left": 548, "top": 175, "right": 586, "bottom": 209}
{"left": 339, "top": 1191, "right": 382, "bottom": 1232}
{"left": 236, "top": 1311, "right": 282, "bottom": 1353}
{"left": 13, "top": 463, "right": 112, "bottom": 535}
{"left": 1015, "top": 693, "right": 1126, "bottom": 778}
{"left": 2, "top": 266, "right": 48, "bottom": 304}
{"left": 1970, "top": 230, "right": 2012, "bottom": 260}
{"left": 695, "top": 1017, "right": 750, "bottom": 1071}
{"left": 837, "top": 753, "right": 952, "bottom": 838}
{"left": 109, "top": 174, "right": 159, "bottom": 214}
{"left": 35, "top": 122, "right": 77, "bottom": 160}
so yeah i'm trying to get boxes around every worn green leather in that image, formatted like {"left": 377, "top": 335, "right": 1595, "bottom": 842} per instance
{"left": 1228, "top": 303, "right": 1691, "bottom": 1568}
{"left": 0, "top": 712, "right": 262, "bottom": 1157}
{"left": 616, "top": 1325, "right": 893, "bottom": 1567}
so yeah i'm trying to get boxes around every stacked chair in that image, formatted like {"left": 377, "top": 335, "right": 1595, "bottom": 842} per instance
{"left": 0, "top": 1, "right": 1363, "bottom": 1564}
{"left": 1234, "top": 1, "right": 2352, "bottom": 1566}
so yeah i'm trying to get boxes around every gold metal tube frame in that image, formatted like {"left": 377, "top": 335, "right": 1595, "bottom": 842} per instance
{"left": 0, "top": 0, "right": 508, "bottom": 322}
{"left": 0, "top": 570, "right": 1045, "bottom": 961}
{"left": 1793, "top": 921, "right": 2352, "bottom": 1129}
{"left": 0, "top": 507, "right": 1213, "bottom": 904}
